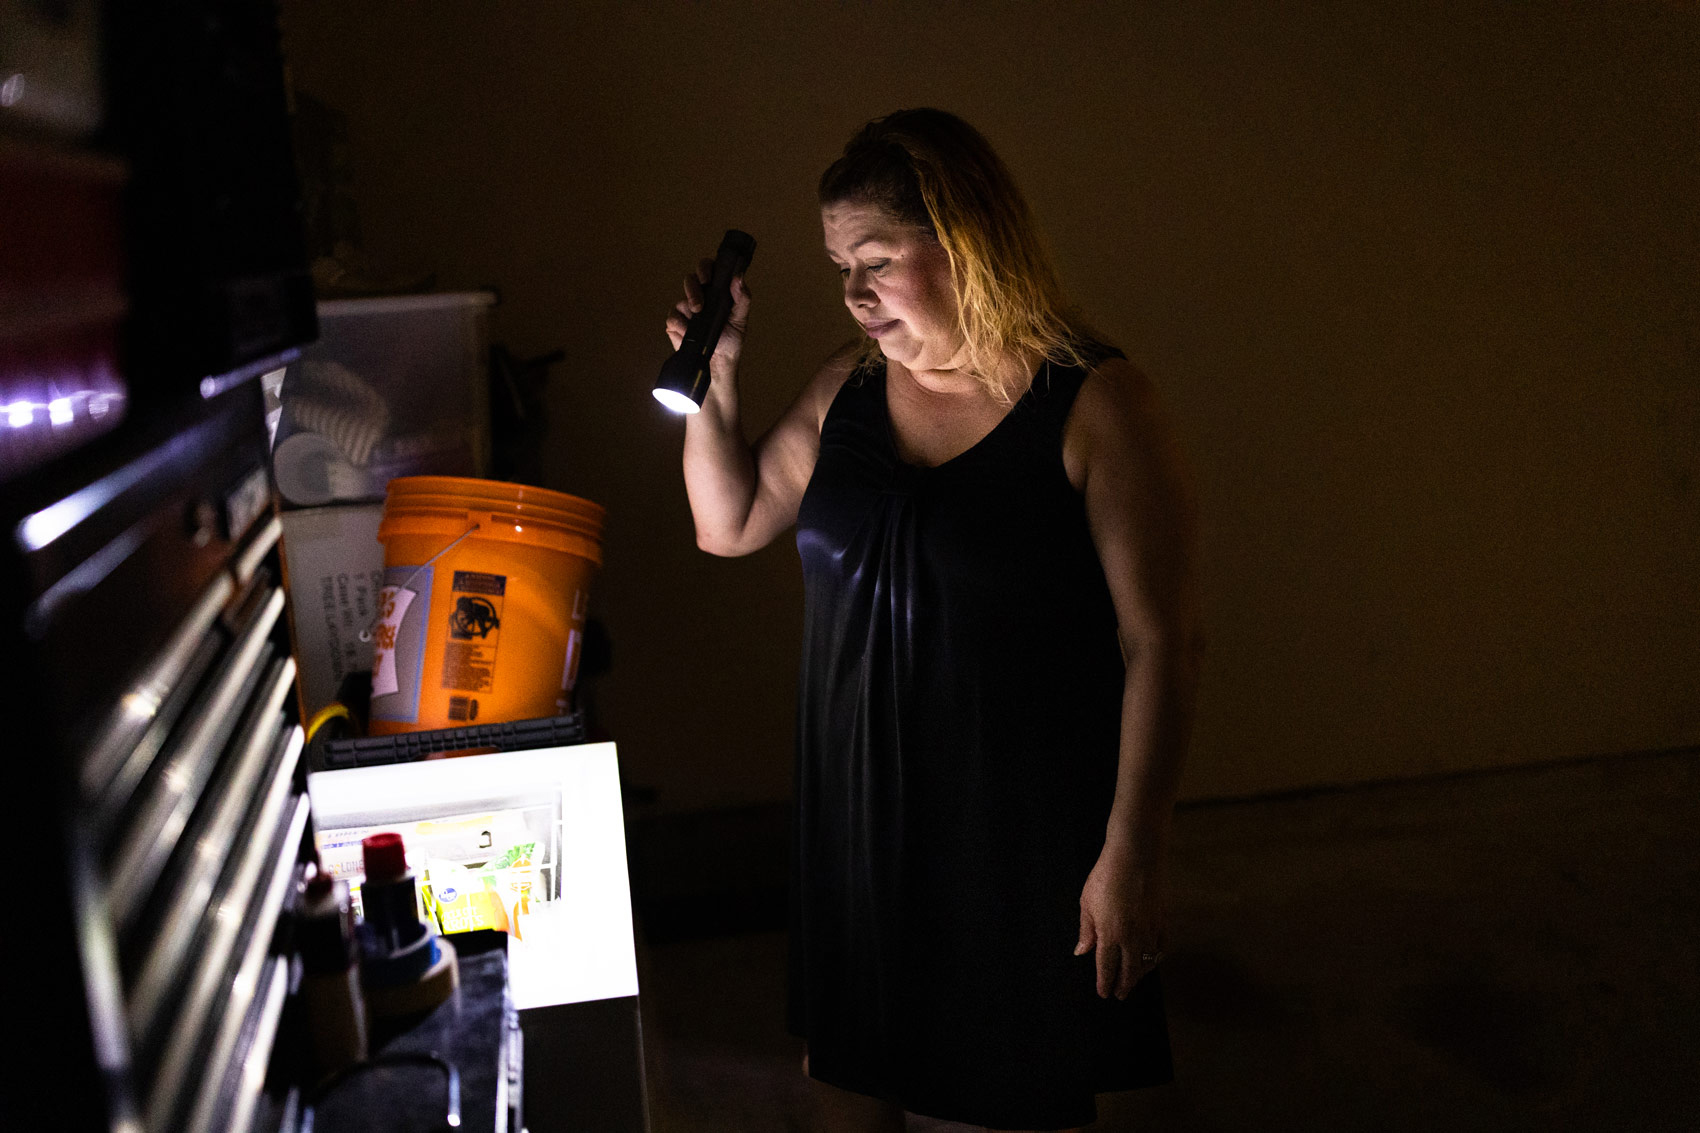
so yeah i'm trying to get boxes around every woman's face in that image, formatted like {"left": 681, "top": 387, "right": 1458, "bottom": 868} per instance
{"left": 822, "top": 201, "right": 962, "bottom": 372}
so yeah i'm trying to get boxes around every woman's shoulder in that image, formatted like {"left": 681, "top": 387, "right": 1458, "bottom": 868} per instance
{"left": 1076, "top": 337, "right": 1127, "bottom": 369}
{"left": 1078, "top": 351, "right": 1152, "bottom": 403}
{"left": 1061, "top": 352, "right": 1172, "bottom": 488}
{"left": 1035, "top": 340, "right": 1138, "bottom": 411}
{"left": 801, "top": 339, "right": 873, "bottom": 431}
{"left": 1033, "top": 337, "right": 1125, "bottom": 393}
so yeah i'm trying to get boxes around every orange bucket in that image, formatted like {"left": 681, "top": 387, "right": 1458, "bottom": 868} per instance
{"left": 368, "top": 476, "right": 605, "bottom": 734}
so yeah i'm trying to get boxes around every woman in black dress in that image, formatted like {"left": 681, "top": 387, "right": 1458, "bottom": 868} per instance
{"left": 665, "top": 108, "right": 1201, "bottom": 1132}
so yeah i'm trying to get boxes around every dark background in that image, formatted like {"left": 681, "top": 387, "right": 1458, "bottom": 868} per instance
{"left": 277, "top": 0, "right": 1699, "bottom": 818}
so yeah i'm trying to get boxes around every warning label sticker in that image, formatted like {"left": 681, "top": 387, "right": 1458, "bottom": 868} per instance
{"left": 442, "top": 571, "right": 506, "bottom": 693}
{"left": 452, "top": 570, "right": 507, "bottom": 597}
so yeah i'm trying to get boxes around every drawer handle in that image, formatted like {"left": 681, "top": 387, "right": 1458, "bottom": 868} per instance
{"left": 126, "top": 657, "right": 297, "bottom": 1039}
{"left": 81, "top": 572, "right": 235, "bottom": 806}
{"left": 184, "top": 953, "right": 290, "bottom": 1133}
{"left": 107, "top": 587, "right": 284, "bottom": 926}
{"left": 147, "top": 786, "right": 309, "bottom": 1130}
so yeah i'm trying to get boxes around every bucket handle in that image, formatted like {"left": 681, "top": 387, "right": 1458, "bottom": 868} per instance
{"left": 357, "top": 520, "right": 483, "bottom": 643}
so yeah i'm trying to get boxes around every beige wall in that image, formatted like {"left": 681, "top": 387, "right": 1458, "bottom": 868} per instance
{"left": 280, "top": 1, "right": 1698, "bottom": 812}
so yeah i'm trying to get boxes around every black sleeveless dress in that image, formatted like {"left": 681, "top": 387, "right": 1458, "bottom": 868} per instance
{"left": 787, "top": 355, "right": 1173, "bottom": 1130}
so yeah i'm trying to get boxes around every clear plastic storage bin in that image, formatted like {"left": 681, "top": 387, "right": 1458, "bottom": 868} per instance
{"left": 273, "top": 292, "right": 495, "bottom": 506}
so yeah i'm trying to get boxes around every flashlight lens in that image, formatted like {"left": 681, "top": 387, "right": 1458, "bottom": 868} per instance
{"left": 652, "top": 387, "right": 701, "bottom": 415}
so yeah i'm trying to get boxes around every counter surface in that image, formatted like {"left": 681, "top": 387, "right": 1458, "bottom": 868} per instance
{"left": 307, "top": 933, "right": 510, "bottom": 1133}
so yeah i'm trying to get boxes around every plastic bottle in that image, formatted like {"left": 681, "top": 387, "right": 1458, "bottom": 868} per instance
{"left": 297, "top": 872, "right": 368, "bottom": 1078}
{"left": 358, "top": 831, "right": 458, "bottom": 1023}
{"left": 359, "top": 832, "right": 430, "bottom": 956}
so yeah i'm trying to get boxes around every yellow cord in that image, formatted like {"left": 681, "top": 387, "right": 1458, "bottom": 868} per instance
{"left": 306, "top": 702, "right": 353, "bottom": 742}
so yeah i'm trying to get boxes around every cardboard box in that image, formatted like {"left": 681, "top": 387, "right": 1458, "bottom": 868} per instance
{"left": 279, "top": 504, "right": 386, "bottom": 720}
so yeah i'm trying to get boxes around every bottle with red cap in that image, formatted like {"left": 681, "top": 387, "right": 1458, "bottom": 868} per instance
{"left": 360, "top": 832, "right": 428, "bottom": 955}
{"left": 358, "top": 831, "right": 457, "bottom": 1023}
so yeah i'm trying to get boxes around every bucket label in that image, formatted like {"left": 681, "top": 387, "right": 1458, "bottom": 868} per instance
{"left": 370, "top": 566, "right": 433, "bottom": 723}
{"left": 559, "top": 626, "right": 581, "bottom": 700}
{"left": 451, "top": 570, "right": 507, "bottom": 597}
{"left": 442, "top": 571, "right": 507, "bottom": 693}
{"left": 369, "top": 586, "right": 415, "bottom": 698}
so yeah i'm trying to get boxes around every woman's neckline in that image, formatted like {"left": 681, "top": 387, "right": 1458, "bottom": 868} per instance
{"left": 876, "top": 361, "right": 1042, "bottom": 472}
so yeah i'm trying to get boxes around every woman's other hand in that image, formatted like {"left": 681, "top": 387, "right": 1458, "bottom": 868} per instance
{"left": 1075, "top": 839, "right": 1167, "bottom": 999}
{"left": 665, "top": 256, "right": 752, "bottom": 374}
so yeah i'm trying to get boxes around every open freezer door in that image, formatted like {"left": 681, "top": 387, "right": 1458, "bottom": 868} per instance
{"left": 307, "top": 741, "right": 647, "bottom": 1130}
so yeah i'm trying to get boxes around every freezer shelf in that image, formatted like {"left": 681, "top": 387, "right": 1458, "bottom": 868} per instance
{"left": 314, "top": 802, "right": 558, "bottom": 937}
{"left": 308, "top": 743, "right": 638, "bottom": 1010}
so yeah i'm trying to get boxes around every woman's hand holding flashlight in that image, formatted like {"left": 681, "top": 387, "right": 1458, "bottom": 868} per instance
{"left": 666, "top": 257, "right": 752, "bottom": 381}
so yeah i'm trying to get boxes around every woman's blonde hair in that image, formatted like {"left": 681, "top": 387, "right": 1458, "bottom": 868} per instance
{"left": 819, "top": 108, "right": 1105, "bottom": 403}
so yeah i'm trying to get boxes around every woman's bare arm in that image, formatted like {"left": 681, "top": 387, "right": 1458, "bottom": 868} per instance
{"left": 665, "top": 264, "right": 859, "bottom": 555}
{"left": 682, "top": 341, "right": 857, "bottom": 555}
{"left": 1065, "top": 356, "right": 1204, "bottom": 998}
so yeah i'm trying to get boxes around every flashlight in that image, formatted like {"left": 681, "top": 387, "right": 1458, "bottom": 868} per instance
{"left": 653, "top": 229, "right": 757, "bottom": 414}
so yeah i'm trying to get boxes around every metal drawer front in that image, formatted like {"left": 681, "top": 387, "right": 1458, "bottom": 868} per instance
{"left": 147, "top": 764, "right": 309, "bottom": 1131}
{"left": 80, "top": 571, "right": 234, "bottom": 812}
{"left": 126, "top": 655, "right": 297, "bottom": 1040}
{"left": 232, "top": 515, "right": 282, "bottom": 587}
{"left": 86, "top": 514, "right": 280, "bottom": 825}
{"left": 107, "top": 586, "right": 285, "bottom": 925}
{"left": 190, "top": 953, "right": 292, "bottom": 1133}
